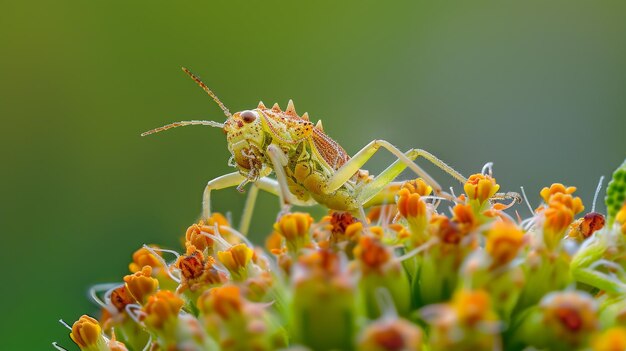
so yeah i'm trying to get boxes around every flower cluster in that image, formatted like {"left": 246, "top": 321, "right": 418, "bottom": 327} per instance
{"left": 56, "top": 159, "right": 626, "bottom": 350}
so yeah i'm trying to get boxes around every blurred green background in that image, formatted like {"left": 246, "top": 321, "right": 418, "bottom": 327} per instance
{"left": 1, "top": 0, "right": 625, "bottom": 349}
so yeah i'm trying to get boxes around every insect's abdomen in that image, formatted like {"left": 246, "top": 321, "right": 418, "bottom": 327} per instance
{"left": 285, "top": 140, "right": 359, "bottom": 211}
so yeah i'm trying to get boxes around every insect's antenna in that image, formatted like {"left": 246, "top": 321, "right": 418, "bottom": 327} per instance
{"left": 182, "top": 67, "right": 232, "bottom": 118}
{"left": 140, "top": 120, "right": 225, "bottom": 137}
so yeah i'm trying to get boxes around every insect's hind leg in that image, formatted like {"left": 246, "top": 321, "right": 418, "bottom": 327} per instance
{"left": 325, "top": 139, "right": 466, "bottom": 201}
{"left": 356, "top": 148, "right": 437, "bottom": 205}
{"left": 360, "top": 181, "right": 404, "bottom": 208}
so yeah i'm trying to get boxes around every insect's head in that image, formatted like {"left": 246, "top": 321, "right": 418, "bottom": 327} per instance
{"left": 223, "top": 109, "right": 268, "bottom": 182}
{"left": 140, "top": 67, "right": 269, "bottom": 185}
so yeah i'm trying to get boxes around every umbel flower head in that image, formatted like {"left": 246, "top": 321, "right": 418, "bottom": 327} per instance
{"left": 55, "top": 159, "right": 626, "bottom": 351}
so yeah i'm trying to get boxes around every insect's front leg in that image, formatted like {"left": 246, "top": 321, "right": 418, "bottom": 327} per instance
{"left": 202, "top": 172, "right": 247, "bottom": 220}
{"left": 203, "top": 171, "right": 316, "bottom": 234}
{"left": 238, "top": 177, "right": 318, "bottom": 234}
{"left": 266, "top": 144, "right": 298, "bottom": 217}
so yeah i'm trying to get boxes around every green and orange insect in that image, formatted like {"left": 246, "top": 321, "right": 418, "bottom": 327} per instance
{"left": 142, "top": 68, "right": 471, "bottom": 234}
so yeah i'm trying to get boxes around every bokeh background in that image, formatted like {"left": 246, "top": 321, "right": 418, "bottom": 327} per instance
{"left": 1, "top": 0, "right": 625, "bottom": 349}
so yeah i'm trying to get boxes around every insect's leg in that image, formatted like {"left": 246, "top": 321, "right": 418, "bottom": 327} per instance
{"left": 355, "top": 145, "right": 466, "bottom": 205}
{"left": 202, "top": 172, "right": 246, "bottom": 220}
{"left": 266, "top": 145, "right": 298, "bottom": 217}
{"left": 361, "top": 181, "right": 404, "bottom": 208}
{"left": 238, "top": 184, "right": 259, "bottom": 236}
{"left": 239, "top": 177, "right": 318, "bottom": 235}
{"left": 491, "top": 191, "right": 523, "bottom": 203}
{"left": 324, "top": 139, "right": 465, "bottom": 199}
{"left": 255, "top": 177, "right": 318, "bottom": 207}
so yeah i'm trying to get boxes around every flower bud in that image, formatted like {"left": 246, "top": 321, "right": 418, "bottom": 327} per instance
{"left": 568, "top": 212, "right": 605, "bottom": 241}
{"left": 354, "top": 236, "right": 391, "bottom": 273}
{"left": 541, "top": 183, "right": 577, "bottom": 203}
{"left": 177, "top": 246, "right": 205, "bottom": 281}
{"left": 123, "top": 265, "right": 158, "bottom": 304}
{"left": 396, "top": 188, "right": 429, "bottom": 242}
{"left": 464, "top": 174, "right": 500, "bottom": 204}
{"left": 485, "top": 221, "right": 524, "bottom": 266}
{"left": 357, "top": 317, "right": 422, "bottom": 351}
{"left": 605, "top": 158, "right": 626, "bottom": 223}
{"left": 452, "top": 203, "right": 478, "bottom": 234}
{"left": 70, "top": 315, "right": 105, "bottom": 351}
{"left": 185, "top": 213, "right": 230, "bottom": 251}
{"left": 141, "top": 290, "right": 184, "bottom": 331}
{"left": 422, "top": 289, "right": 499, "bottom": 351}
{"left": 592, "top": 327, "right": 626, "bottom": 351}
{"left": 129, "top": 246, "right": 163, "bottom": 273}
{"left": 198, "top": 285, "right": 243, "bottom": 321}
{"left": 328, "top": 211, "right": 360, "bottom": 248}
{"left": 217, "top": 243, "right": 254, "bottom": 281}
{"left": 354, "top": 236, "right": 411, "bottom": 317}
{"left": 274, "top": 212, "right": 313, "bottom": 253}
{"left": 540, "top": 291, "right": 599, "bottom": 347}
{"left": 402, "top": 178, "right": 433, "bottom": 197}
{"left": 452, "top": 289, "right": 496, "bottom": 327}
{"left": 176, "top": 246, "right": 227, "bottom": 295}
{"left": 616, "top": 202, "right": 626, "bottom": 234}
{"left": 292, "top": 250, "right": 356, "bottom": 350}
{"left": 109, "top": 286, "right": 134, "bottom": 312}
{"left": 107, "top": 332, "right": 129, "bottom": 351}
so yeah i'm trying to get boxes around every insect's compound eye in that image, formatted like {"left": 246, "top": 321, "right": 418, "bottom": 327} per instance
{"left": 240, "top": 110, "right": 257, "bottom": 124}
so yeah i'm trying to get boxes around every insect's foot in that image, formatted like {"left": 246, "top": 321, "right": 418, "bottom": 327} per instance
{"left": 492, "top": 191, "right": 523, "bottom": 203}
{"left": 276, "top": 204, "right": 292, "bottom": 222}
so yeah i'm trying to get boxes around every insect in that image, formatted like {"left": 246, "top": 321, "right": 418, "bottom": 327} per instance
{"left": 142, "top": 67, "right": 469, "bottom": 234}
